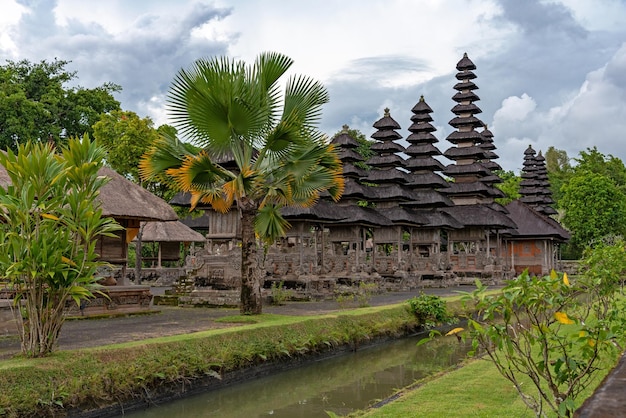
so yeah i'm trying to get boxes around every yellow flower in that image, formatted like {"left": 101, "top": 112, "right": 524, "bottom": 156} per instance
{"left": 41, "top": 213, "right": 59, "bottom": 221}
{"left": 445, "top": 327, "right": 464, "bottom": 336}
{"left": 563, "top": 272, "right": 570, "bottom": 286}
{"left": 555, "top": 311, "right": 574, "bottom": 325}
{"left": 550, "top": 270, "right": 558, "bottom": 279}
{"left": 588, "top": 339, "right": 596, "bottom": 347}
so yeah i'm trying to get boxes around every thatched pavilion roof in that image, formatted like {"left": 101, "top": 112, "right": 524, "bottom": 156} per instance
{"left": 98, "top": 167, "right": 178, "bottom": 221}
{"left": 136, "top": 220, "right": 206, "bottom": 243}
{"left": 0, "top": 164, "right": 177, "bottom": 222}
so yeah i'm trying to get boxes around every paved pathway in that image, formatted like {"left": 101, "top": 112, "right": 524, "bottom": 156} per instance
{"left": 0, "top": 287, "right": 461, "bottom": 357}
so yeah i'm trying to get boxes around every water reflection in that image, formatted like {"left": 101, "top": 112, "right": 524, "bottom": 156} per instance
{"left": 122, "top": 335, "right": 470, "bottom": 418}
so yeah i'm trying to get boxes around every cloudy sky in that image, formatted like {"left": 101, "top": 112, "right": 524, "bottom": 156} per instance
{"left": 2, "top": 0, "right": 625, "bottom": 173}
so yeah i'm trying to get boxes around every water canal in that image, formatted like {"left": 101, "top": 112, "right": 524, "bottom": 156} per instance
{"left": 121, "top": 334, "right": 471, "bottom": 418}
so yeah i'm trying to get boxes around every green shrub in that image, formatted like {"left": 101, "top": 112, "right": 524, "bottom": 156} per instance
{"left": 406, "top": 293, "right": 451, "bottom": 327}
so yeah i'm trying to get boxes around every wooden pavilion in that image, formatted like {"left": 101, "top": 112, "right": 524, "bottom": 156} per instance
{"left": 134, "top": 220, "right": 206, "bottom": 268}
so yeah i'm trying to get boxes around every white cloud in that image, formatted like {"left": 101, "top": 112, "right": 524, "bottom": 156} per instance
{"left": 0, "top": 0, "right": 29, "bottom": 56}
{"left": 4, "top": 0, "right": 626, "bottom": 175}
{"left": 493, "top": 93, "right": 537, "bottom": 122}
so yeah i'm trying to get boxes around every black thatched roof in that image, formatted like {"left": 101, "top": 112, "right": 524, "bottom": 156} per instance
{"left": 281, "top": 199, "right": 347, "bottom": 222}
{"left": 404, "top": 156, "right": 446, "bottom": 172}
{"left": 443, "top": 204, "right": 517, "bottom": 229}
{"left": 420, "top": 209, "right": 464, "bottom": 229}
{"left": 444, "top": 181, "right": 502, "bottom": 198}
{"left": 446, "top": 130, "right": 484, "bottom": 144}
{"left": 405, "top": 143, "right": 443, "bottom": 157}
{"left": 400, "top": 189, "right": 454, "bottom": 208}
{"left": 404, "top": 172, "right": 450, "bottom": 189}
{"left": 503, "top": 200, "right": 569, "bottom": 241}
{"left": 180, "top": 212, "right": 210, "bottom": 230}
{"left": 444, "top": 145, "right": 489, "bottom": 160}
{"left": 331, "top": 126, "right": 361, "bottom": 149}
{"left": 332, "top": 205, "right": 393, "bottom": 227}
{"left": 383, "top": 206, "right": 429, "bottom": 226}
{"left": 443, "top": 162, "right": 491, "bottom": 177}
{"left": 365, "top": 168, "right": 411, "bottom": 184}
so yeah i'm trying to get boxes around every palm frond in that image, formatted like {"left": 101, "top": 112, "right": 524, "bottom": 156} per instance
{"left": 255, "top": 203, "right": 291, "bottom": 245}
{"left": 171, "top": 152, "right": 232, "bottom": 192}
{"left": 139, "top": 131, "right": 190, "bottom": 182}
{"left": 283, "top": 75, "right": 329, "bottom": 128}
{"left": 190, "top": 187, "right": 234, "bottom": 213}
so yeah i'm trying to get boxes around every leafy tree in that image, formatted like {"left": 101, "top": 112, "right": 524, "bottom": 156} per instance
{"left": 560, "top": 171, "right": 626, "bottom": 256}
{"left": 140, "top": 52, "right": 344, "bottom": 314}
{"left": 575, "top": 147, "right": 626, "bottom": 191}
{"left": 494, "top": 169, "right": 521, "bottom": 205}
{"left": 545, "top": 147, "right": 573, "bottom": 207}
{"left": 93, "top": 110, "right": 160, "bottom": 183}
{"left": 0, "top": 136, "right": 121, "bottom": 357}
{"left": 461, "top": 267, "right": 625, "bottom": 417}
{"left": 0, "top": 59, "right": 120, "bottom": 150}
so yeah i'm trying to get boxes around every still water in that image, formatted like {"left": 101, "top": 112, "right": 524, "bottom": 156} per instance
{"left": 122, "top": 335, "right": 470, "bottom": 418}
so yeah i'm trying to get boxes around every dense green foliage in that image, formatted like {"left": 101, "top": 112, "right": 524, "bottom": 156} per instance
{"left": 461, "top": 262, "right": 626, "bottom": 417}
{"left": 406, "top": 293, "right": 451, "bottom": 327}
{"left": 140, "top": 52, "right": 344, "bottom": 314}
{"left": 560, "top": 171, "right": 626, "bottom": 255}
{"left": 0, "top": 137, "right": 121, "bottom": 357}
{"left": 0, "top": 59, "right": 120, "bottom": 150}
{"left": 494, "top": 169, "right": 521, "bottom": 205}
{"left": 93, "top": 110, "right": 161, "bottom": 183}
{"left": 575, "top": 147, "right": 626, "bottom": 191}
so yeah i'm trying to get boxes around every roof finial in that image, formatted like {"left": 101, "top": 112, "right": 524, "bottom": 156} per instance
{"left": 463, "top": 52, "right": 468, "bottom": 58}
{"left": 342, "top": 124, "right": 349, "bottom": 133}
{"left": 384, "top": 107, "right": 390, "bottom": 117}
{"left": 419, "top": 95, "right": 425, "bottom": 102}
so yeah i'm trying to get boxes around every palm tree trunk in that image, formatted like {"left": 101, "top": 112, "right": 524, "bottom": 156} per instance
{"left": 240, "top": 203, "right": 263, "bottom": 314}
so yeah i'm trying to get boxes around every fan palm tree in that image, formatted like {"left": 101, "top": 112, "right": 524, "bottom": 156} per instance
{"left": 140, "top": 52, "right": 344, "bottom": 314}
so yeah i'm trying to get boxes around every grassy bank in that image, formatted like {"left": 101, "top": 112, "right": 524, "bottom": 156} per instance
{"left": 352, "top": 354, "right": 611, "bottom": 418}
{"left": 0, "top": 304, "right": 422, "bottom": 417}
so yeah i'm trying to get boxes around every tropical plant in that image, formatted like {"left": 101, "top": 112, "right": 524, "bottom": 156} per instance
{"left": 140, "top": 52, "right": 344, "bottom": 314}
{"left": 0, "top": 136, "right": 122, "bottom": 357}
{"left": 460, "top": 268, "right": 626, "bottom": 417}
